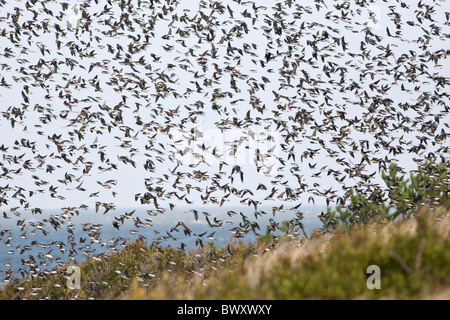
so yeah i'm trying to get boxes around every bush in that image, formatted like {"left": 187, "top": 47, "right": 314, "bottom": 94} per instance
{"left": 257, "top": 220, "right": 297, "bottom": 245}
{"left": 321, "top": 158, "right": 449, "bottom": 231}
{"left": 2, "top": 208, "right": 449, "bottom": 300}
{"left": 383, "top": 160, "right": 449, "bottom": 218}
{"left": 128, "top": 206, "right": 450, "bottom": 299}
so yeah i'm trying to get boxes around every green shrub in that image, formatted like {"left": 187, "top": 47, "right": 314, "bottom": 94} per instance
{"left": 322, "top": 159, "right": 449, "bottom": 231}
{"left": 257, "top": 220, "right": 297, "bottom": 245}
{"left": 2, "top": 207, "right": 449, "bottom": 300}
{"left": 383, "top": 160, "right": 450, "bottom": 218}
{"left": 257, "top": 225, "right": 274, "bottom": 245}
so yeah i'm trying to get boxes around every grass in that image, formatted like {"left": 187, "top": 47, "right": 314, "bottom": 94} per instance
{"left": 1, "top": 206, "right": 449, "bottom": 300}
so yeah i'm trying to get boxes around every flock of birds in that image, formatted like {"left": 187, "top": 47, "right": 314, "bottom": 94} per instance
{"left": 0, "top": 0, "right": 449, "bottom": 292}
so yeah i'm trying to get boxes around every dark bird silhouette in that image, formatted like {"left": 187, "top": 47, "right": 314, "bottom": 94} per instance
{"left": 0, "top": 0, "right": 448, "bottom": 295}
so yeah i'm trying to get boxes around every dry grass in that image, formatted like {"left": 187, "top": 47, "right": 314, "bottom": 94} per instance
{"left": 1, "top": 206, "right": 449, "bottom": 300}
{"left": 125, "top": 206, "right": 450, "bottom": 300}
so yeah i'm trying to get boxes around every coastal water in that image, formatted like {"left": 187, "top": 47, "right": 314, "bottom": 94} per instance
{"left": 0, "top": 205, "right": 324, "bottom": 282}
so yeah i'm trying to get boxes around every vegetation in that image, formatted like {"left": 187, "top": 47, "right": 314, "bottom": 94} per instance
{"left": 1, "top": 164, "right": 449, "bottom": 300}
{"left": 321, "top": 159, "right": 450, "bottom": 231}
{"left": 256, "top": 220, "right": 295, "bottom": 245}
{"left": 0, "top": 205, "right": 448, "bottom": 300}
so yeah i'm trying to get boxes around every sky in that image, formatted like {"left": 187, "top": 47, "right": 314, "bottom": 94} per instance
{"left": 0, "top": 0, "right": 449, "bottom": 213}
{"left": 0, "top": 0, "right": 449, "bottom": 280}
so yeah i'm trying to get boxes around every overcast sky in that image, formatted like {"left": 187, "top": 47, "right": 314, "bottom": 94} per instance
{"left": 0, "top": 0, "right": 449, "bottom": 214}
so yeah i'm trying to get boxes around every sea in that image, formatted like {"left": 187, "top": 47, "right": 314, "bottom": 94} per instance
{"left": 0, "top": 204, "right": 325, "bottom": 283}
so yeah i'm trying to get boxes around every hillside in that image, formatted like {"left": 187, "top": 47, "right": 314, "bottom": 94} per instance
{"left": 1, "top": 205, "right": 449, "bottom": 300}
